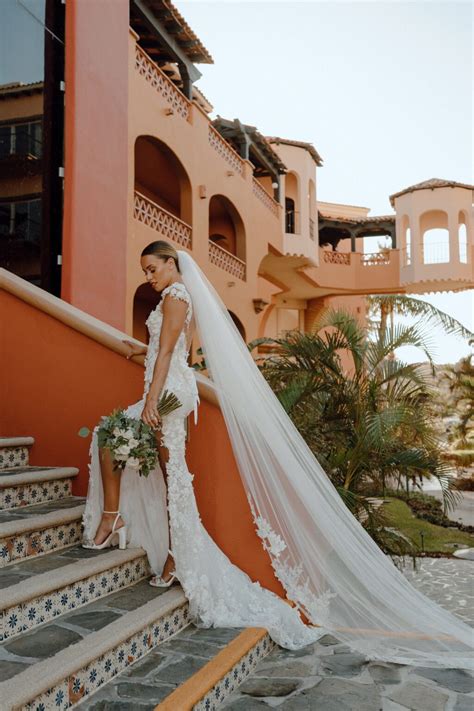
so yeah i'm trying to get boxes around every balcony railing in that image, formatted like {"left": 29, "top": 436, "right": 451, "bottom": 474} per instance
{"left": 252, "top": 178, "right": 279, "bottom": 217}
{"left": 285, "top": 210, "right": 300, "bottom": 234}
{"left": 323, "top": 250, "right": 351, "bottom": 265}
{"left": 135, "top": 45, "right": 192, "bottom": 121}
{"left": 209, "top": 240, "right": 246, "bottom": 280}
{"left": 361, "top": 252, "right": 391, "bottom": 266}
{"left": 208, "top": 125, "right": 245, "bottom": 176}
{"left": 134, "top": 191, "right": 192, "bottom": 249}
{"left": 309, "top": 218, "right": 315, "bottom": 240}
{"left": 422, "top": 241, "right": 450, "bottom": 264}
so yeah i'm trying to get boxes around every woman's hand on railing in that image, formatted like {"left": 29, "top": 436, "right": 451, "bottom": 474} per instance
{"left": 122, "top": 339, "right": 148, "bottom": 360}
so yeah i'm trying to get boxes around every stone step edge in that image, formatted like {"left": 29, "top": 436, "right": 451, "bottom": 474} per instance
{"left": 0, "top": 466, "right": 79, "bottom": 489}
{"left": 0, "top": 437, "right": 34, "bottom": 448}
{"left": 156, "top": 627, "right": 270, "bottom": 711}
{"left": 0, "top": 586, "right": 187, "bottom": 707}
{"left": 1, "top": 545, "right": 148, "bottom": 610}
{"left": 0, "top": 503, "right": 85, "bottom": 539}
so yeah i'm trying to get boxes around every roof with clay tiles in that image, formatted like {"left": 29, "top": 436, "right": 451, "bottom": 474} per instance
{"left": 266, "top": 136, "right": 323, "bottom": 166}
{"left": 389, "top": 178, "right": 474, "bottom": 207}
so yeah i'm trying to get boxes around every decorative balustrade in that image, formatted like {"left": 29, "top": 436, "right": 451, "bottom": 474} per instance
{"left": 309, "top": 218, "right": 315, "bottom": 240}
{"left": 208, "top": 240, "right": 246, "bottom": 280}
{"left": 134, "top": 191, "right": 192, "bottom": 249}
{"left": 323, "top": 250, "right": 351, "bottom": 265}
{"left": 361, "top": 252, "right": 391, "bottom": 266}
{"left": 252, "top": 178, "right": 280, "bottom": 217}
{"left": 208, "top": 125, "right": 245, "bottom": 176}
{"left": 135, "top": 45, "right": 191, "bottom": 121}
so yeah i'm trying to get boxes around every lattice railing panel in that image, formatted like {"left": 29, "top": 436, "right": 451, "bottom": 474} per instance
{"left": 208, "top": 240, "right": 246, "bottom": 280}
{"left": 323, "top": 250, "right": 351, "bottom": 265}
{"left": 134, "top": 192, "right": 192, "bottom": 248}
{"left": 135, "top": 45, "right": 191, "bottom": 121}
{"left": 208, "top": 125, "right": 245, "bottom": 175}
{"left": 252, "top": 178, "right": 279, "bottom": 217}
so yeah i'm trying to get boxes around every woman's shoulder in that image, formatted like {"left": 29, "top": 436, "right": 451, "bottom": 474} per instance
{"left": 160, "top": 281, "right": 191, "bottom": 306}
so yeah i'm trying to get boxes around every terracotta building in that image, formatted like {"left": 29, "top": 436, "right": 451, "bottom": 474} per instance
{"left": 1, "top": 0, "right": 472, "bottom": 349}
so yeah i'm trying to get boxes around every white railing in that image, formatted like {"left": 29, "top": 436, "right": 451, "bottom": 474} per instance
{"left": 208, "top": 240, "right": 246, "bottom": 280}
{"left": 422, "top": 241, "right": 450, "bottom": 264}
{"left": 134, "top": 191, "right": 192, "bottom": 249}
{"left": 135, "top": 45, "right": 191, "bottom": 121}
{"left": 361, "top": 252, "right": 391, "bottom": 266}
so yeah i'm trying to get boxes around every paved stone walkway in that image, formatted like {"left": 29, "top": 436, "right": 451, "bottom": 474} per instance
{"left": 222, "top": 558, "right": 474, "bottom": 710}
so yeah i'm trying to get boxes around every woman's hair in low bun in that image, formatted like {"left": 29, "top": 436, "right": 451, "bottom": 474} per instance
{"left": 141, "top": 240, "right": 180, "bottom": 272}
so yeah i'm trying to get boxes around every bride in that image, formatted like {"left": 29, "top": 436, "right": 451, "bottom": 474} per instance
{"left": 81, "top": 240, "right": 473, "bottom": 668}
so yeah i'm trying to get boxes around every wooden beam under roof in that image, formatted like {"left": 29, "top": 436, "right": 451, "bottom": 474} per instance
{"left": 131, "top": 0, "right": 202, "bottom": 84}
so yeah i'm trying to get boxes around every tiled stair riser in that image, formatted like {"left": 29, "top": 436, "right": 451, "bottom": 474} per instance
{"left": 0, "top": 519, "right": 82, "bottom": 568}
{"left": 0, "top": 478, "right": 73, "bottom": 511}
{"left": 22, "top": 603, "right": 190, "bottom": 710}
{"left": 194, "top": 634, "right": 276, "bottom": 711}
{"left": 0, "top": 446, "right": 29, "bottom": 470}
{"left": 1, "top": 556, "right": 150, "bottom": 642}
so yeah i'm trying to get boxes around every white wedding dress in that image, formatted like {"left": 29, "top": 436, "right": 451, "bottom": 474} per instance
{"left": 82, "top": 281, "right": 323, "bottom": 649}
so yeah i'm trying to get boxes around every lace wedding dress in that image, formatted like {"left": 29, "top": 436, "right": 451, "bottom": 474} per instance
{"left": 81, "top": 281, "right": 323, "bottom": 649}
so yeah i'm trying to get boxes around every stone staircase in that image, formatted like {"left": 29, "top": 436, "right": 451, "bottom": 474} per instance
{"left": 0, "top": 437, "right": 274, "bottom": 709}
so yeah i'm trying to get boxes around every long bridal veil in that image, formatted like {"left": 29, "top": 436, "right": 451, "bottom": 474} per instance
{"left": 177, "top": 249, "right": 473, "bottom": 670}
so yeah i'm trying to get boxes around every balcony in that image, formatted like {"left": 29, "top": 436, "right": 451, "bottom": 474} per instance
{"left": 252, "top": 178, "right": 280, "bottom": 217}
{"left": 134, "top": 44, "right": 192, "bottom": 121}
{"left": 209, "top": 240, "right": 246, "bottom": 280}
{"left": 133, "top": 191, "right": 192, "bottom": 249}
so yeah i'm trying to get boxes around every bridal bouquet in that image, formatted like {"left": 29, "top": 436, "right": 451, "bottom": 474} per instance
{"left": 78, "top": 390, "right": 182, "bottom": 478}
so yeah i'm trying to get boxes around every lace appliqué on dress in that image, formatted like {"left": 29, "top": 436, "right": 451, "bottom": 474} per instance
{"left": 247, "top": 493, "right": 337, "bottom": 628}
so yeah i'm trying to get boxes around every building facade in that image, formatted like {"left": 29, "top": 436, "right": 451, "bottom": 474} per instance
{"left": 1, "top": 0, "right": 472, "bottom": 350}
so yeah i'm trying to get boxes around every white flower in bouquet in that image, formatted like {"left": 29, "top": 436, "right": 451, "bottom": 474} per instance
{"left": 80, "top": 393, "right": 183, "bottom": 478}
{"left": 116, "top": 444, "right": 131, "bottom": 457}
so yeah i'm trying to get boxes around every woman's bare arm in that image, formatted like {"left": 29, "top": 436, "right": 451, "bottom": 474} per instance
{"left": 141, "top": 295, "right": 188, "bottom": 428}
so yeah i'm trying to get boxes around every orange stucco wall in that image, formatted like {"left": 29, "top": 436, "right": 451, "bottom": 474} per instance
{"left": 1, "top": 290, "right": 284, "bottom": 597}
{"left": 62, "top": 0, "right": 130, "bottom": 329}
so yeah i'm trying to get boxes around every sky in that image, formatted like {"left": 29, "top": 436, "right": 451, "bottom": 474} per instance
{"left": 179, "top": 0, "right": 473, "bottom": 364}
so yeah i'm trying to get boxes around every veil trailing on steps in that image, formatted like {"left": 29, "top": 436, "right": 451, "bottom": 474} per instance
{"left": 177, "top": 250, "right": 473, "bottom": 670}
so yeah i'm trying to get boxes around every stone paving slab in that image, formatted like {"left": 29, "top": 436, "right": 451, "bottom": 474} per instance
{"left": 0, "top": 579, "right": 170, "bottom": 684}
{"left": 77, "top": 624, "right": 244, "bottom": 709}
{"left": 222, "top": 558, "right": 474, "bottom": 710}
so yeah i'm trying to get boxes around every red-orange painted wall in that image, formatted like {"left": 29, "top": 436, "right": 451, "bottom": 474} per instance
{"left": 1, "top": 291, "right": 284, "bottom": 597}
{"left": 62, "top": 0, "right": 130, "bottom": 329}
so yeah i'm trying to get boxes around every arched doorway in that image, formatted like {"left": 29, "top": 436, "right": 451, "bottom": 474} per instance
{"left": 134, "top": 135, "right": 192, "bottom": 225}
{"left": 229, "top": 310, "right": 246, "bottom": 340}
{"left": 208, "top": 195, "right": 246, "bottom": 261}
{"left": 132, "top": 282, "right": 160, "bottom": 343}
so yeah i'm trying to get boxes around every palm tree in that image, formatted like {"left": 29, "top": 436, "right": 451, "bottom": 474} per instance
{"left": 441, "top": 353, "right": 474, "bottom": 466}
{"left": 253, "top": 310, "right": 463, "bottom": 555}
{"left": 367, "top": 294, "right": 472, "bottom": 344}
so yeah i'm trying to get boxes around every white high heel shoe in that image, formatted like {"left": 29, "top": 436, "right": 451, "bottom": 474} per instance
{"left": 82, "top": 510, "right": 128, "bottom": 550}
{"left": 149, "top": 549, "right": 177, "bottom": 587}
